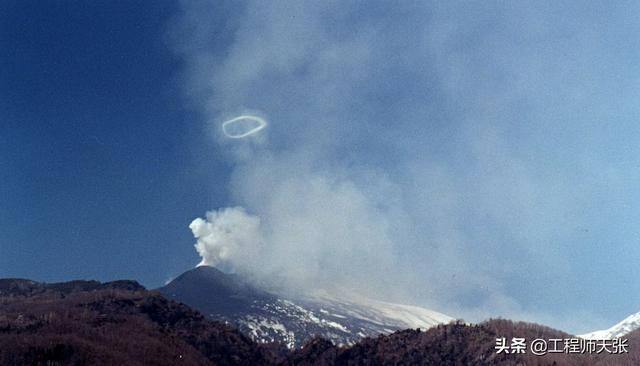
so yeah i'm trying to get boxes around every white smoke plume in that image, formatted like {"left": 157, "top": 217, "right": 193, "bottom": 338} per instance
{"left": 190, "top": 162, "right": 402, "bottom": 297}
{"left": 190, "top": 207, "right": 263, "bottom": 271}
{"left": 170, "top": 1, "right": 640, "bottom": 333}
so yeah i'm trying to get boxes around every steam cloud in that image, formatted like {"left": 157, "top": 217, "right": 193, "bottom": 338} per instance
{"left": 190, "top": 207, "right": 263, "bottom": 269}
{"left": 171, "top": 1, "right": 640, "bottom": 333}
{"left": 190, "top": 168, "right": 400, "bottom": 295}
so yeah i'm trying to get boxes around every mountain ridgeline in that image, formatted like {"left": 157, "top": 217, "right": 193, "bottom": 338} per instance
{"left": 0, "top": 278, "right": 275, "bottom": 365}
{"left": 0, "top": 270, "right": 638, "bottom": 365}
{"left": 158, "top": 266, "right": 453, "bottom": 348}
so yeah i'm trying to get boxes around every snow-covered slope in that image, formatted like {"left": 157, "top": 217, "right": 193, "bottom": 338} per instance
{"left": 159, "top": 266, "right": 453, "bottom": 348}
{"left": 307, "top": 289, "right": 453, "bottom": 331}
{"left": 579, "top": 311, "right": 640, "bottom": 339}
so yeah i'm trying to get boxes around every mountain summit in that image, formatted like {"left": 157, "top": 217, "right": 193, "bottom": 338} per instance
{"left": 160, "top": 266, "right": 275, "bottom": 317}
{"left": 159, "top": 266, "right": 453, "bottom": 348}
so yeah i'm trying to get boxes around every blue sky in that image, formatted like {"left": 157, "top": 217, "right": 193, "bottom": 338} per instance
{"left": 0, "top": 1, "right": 227, "bottom": 286}
{"left": 2, "top": 1, "right": 640, "bottom": 334}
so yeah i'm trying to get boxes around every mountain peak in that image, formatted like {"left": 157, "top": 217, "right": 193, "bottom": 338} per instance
{"left": 580, "top": 311, "right": 640, "bottom": 339}
{"left": 159, "top": 266, "right": 452, "bottom": 348}
{"left": 160, "top": 266, "right": 274, "bottom": 317}
{"left": 174, "top": 265, "right": 235, "bottom": 284}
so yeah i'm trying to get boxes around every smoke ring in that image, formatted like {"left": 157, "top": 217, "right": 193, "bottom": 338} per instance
{"left": 222, "top": 115, "right": 268, "bottom": 138}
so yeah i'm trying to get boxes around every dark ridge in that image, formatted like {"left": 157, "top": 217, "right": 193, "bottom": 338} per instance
{"left": 284, "top": 319, "right": 638, "bottom": 366}
{"left": 98, "top": 280, "right": 147, "bottom": 292}
{"left": 0, "top": 275, "right": 637, "bottom": 365}
{"left": 0, "top": 279, "right": 41, "bottom": 296}
{"left": 0, "top": 277, "right": 275, "bottom": 365}
{"left": 45, "top": 280, "right": 103, "bottom": 294}
{"left": 0, "top": 278, "right": 146, "bottom": 297}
